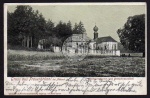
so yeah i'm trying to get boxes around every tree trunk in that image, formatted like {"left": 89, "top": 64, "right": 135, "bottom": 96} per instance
{"left": 23, "top": 36, "right": 24, "bottom": 47}
{"left": 25, "top": 36, "right": 26, "bottom": 47}
{"left": 22, "top": 39, "right": 24, "bottom": 47}
{"left": 22, "top": 36, "right": 24, "bottom": 47}
{"left": 31, "top": 36, "right": 32, "bottom": 48}
{"left": 27, "top": 36, "right": 29, "bottom": 48}
{"left": 23, "top": 36, "right": 26, "bottom": 47}
{"left": 143, "top": 52, "right": 145, "bottom": 57}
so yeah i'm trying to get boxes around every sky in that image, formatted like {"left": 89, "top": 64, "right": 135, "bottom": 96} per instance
{"left": 7, "top": 3, "right": 146, "bottom": 42}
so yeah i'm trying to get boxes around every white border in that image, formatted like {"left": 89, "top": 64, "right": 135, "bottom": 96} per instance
{"left": 4, "top": 3, "right": 147, "bottom": 95}
{"left": 5, "top": 2, "right": 146, "bottom": 5}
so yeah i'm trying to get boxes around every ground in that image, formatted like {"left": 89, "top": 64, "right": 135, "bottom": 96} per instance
{"left": 7, "top": 50, "right": 145, "bottom": 77}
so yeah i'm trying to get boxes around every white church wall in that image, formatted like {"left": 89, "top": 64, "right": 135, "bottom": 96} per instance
{"left": 116, "top": 50, "right": 120, "bottom": 56}
{"left": 88, "top": 41, "right": 120, "bottom": 56}
{"left": 89, "top": 42, "right": 96, "bottom": 49}
{"left": 97, "top": 42, "right": 118, "bottom": 50}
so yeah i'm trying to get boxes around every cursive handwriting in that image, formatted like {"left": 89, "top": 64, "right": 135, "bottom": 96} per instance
{"left": 5, "top": 77, "right": 143, "bottom": 95}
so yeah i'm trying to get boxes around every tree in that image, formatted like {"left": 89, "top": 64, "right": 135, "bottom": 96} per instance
{"left": 8, "top": 11, "right": 19, "bottom": 45}
{"left": 54, "top": 21, "right": 73, "bottom": 43}
{"left": 66, "top": 21, "right": 72, "bottom": 35}
{"left": 7, "top": 5, "right": 48, "bottom": 48}
{"left": 12, "top": 6, "right": 36, "bottom": 47}
{"left": 78, "top": 21, "right": 86, "bottom": 34}
{"left": 73, "top": 21, "right": 86, "bottom": 34}
{"left": 117, "top": 14, "right": 145, "bottom": 57}
{"left": 45, "top": 19, "right": 55, "bottom": 36}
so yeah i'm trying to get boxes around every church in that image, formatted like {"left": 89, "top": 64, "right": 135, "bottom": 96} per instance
{"left": 38, "top": 25, "right": 120, "bottom": 56}
{"left": 88, "top": 25, "right": 120, "bottom": 56}
{"left": 62, "top": 25, "right": 120, "bottom": 56}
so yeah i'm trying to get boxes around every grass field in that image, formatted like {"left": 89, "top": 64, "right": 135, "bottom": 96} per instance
{"left": 7, "top": 50, "right": 145, "bottom": 77}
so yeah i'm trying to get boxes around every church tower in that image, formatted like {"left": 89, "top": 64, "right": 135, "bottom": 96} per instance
{"left": 93, "top": 25, "right": 98, "bottom": 40}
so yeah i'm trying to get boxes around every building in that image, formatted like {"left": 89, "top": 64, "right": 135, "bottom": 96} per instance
{"left": 88, "top": 25, "right": 120, "bottom": 56}
{"left": 37, "top": 25, "right": 120, "bottom": 56}
{"left": 38, "top": 39, "right": 46, "bottom": 49}
{"left": 63, "top": 25, "right": 120, "bottom": 56}
{"left": 38, "top": 39, "right": 61, "bottom": 52}
{"left": 62, "top": 33, "right": 90, "bottom": 54}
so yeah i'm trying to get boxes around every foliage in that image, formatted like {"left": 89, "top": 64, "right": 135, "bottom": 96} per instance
{"left": 54, "top": 21, "right": 72, "bottom": 42}
{"left": 8, "top": 6, "right": 47, "bottom": 47}
{"left": 117, "top": 14, "right": 145, "bottom": 55}
{"left": 73, "top": 21, "right": 86, "bottom": 34}
{"left": 43, "top": 36, "right": 62, "bottom": 48}
{"left": 8, "top": 5, "right": 87, "bottom": 48}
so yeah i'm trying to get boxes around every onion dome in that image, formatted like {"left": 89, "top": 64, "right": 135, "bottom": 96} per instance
{"left": 93, "top": 25, "right": 98, "bottom": 32}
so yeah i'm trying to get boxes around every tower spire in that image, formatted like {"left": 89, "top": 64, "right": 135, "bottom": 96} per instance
{"left": 93, "top": 25, "right": 98, "bottom": 40}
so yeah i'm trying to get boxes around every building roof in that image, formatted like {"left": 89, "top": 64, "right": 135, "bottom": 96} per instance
{"left": 72, "top": 34, "right": 91, "bottom": 42}
{"left": 95, "top": 36, "right": 117, "bottom": 43}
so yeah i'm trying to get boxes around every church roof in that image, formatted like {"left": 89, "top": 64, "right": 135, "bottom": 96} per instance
{"left": 95, "top": 36, "right": 117, "bottom": 43}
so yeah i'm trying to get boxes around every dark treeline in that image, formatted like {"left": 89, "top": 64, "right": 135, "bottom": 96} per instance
{"left": 8, "top": 5, "right": 86, "bottom": 48}
{"left": 117, "top": 14, "right": 145, "bottom": 56}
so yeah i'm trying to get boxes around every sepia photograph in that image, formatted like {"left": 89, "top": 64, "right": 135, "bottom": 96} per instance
{"left": 4, "top": 3, "right": 147, "bottom": 95}
{"left": 6, "top": 3, "right": 146, "bottom": 77}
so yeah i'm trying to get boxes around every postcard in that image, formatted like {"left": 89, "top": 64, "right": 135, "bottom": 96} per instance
{"left": 4, "top": 3, "right": 147, "bottom": 95}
